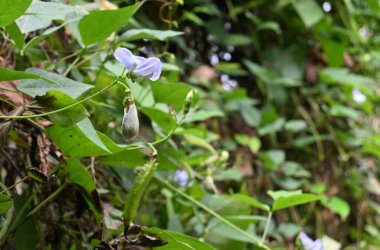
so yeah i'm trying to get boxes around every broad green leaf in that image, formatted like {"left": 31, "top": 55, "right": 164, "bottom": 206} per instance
{"left": 78, "top": 3, "right": 139, "bottom": 46}
{"left": 0, "top": 0, "right": 32, "bottom": 27}
{"left": 18, "top": 68, "right": 93, "bottom": 99}
{"left": 320, "top": 68, "right": 373, "bottom": 86}
{"left": 322, "top": 196, "right": 350, "bottom": 220}
{"left": 234, "top": 134, "right": 261, "bottom": 153}
{"left": 0, "top": 193, "right": 13, "bottom": 214}
{"left": 65, "top": 11, "right": 85, "bottom": 47}
{"left": 150, "top": 82, "right": 192, "bottom": 110}
{"left": 184, "top": 109, "right": 224, "bottom": 123}
{"left": 46, "top": 118, "right": 111, "bottom": 157}
{"left": 321, "top": 40, "right": 344, "bottom": 67}
{"left": 268, "top": 190, "right": 321, "bottom": 211}
{"left": 284, "top": 120, "right": 307, "bottom": 132}
{"left": 67, "top": 157, "right": 96, "bottom": 193}
{"left": 16, "top": 15, "right": 51, "bottom": 34}
{"left": 330, "top": 105, "right": 359, "bottom": 120}
{"left": 241, "top": 106, "right": 261, "bottom": 127}
{"left": 292, "top": 0, "right": 324, "bottom": 27}
{"left": 243, "top": 59, "right": 272, "bottom": 83}
{"left": 5, "top": 22, "right": 24, "bottom": 50}
{"left": 21, "top": 0, "right": 76, "bottom": 20}
{"left": 120, "top": 29, "right": 183, "bottom": 41}
{"left": 36, "top": 90, "right": 89, "bottom": 126}
{"left": 141, "top": 107, "right": 176, "bottom": 134}
{"left": 260, "top": 150, "right": 285, "bottom": 171}
{"left": 143, "top": 227, "right": 217, "bottom": 250}
{"left": 99, "top": 148, "right": 147, "bottom": 168}
{"left": 258, "top": 118, "right": 285, "bottom": 135}
{"left": 227, "top": 194, "right": 270, "bottom": 211}
{"left": 157, "top": 146, "right": 180, "bottom": 170}
{"left": 0, "top": 68, "right": 41, "bottom": 82}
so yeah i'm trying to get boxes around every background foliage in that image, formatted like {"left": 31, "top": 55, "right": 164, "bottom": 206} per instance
{"left": 0, "top": 0, "right": 380, "bottom": 249}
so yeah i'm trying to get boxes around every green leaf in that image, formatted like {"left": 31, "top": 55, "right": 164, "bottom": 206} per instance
{"left": 0, "top": 68, "right": 41, "bottom": 82}
{"left": 67, "top": 158, "right": 96, "bottom": 193}
{"left": 268, "top": 190, "right": 321, "bottom": 211}
{"left": 322, "top": 196, "right": 350, "bottom": 220}
{"left": 16, "top": 15, "right": 51, "bottom": 34}
{"left": 22, "top": 24, "right": 64, "bottom": 51}
{"left": 184, "top": 109, "right": 224, "bottom": 123}
{"left": 78, "top": 3, "right": 139, "bottom": 46}
{"left": 143, "top": 227, "right": 217, "bottom": 250}
{"left": 150, "top": 82, "right": 192, "bottom": 111}
{"left": 141, "top": 107, "right": 176, "bottom": 134}
{"left": 0, "top": 0, "right": 32, "bottom": 27}
{"left": 0, "top": 193, "right": 13, "bottom": 214}
{"left": 21, "top": 0, "right": 76, "bottom": 21}
{"left": 284, "top": 120, "right": 307, "bottom": 132}
{"left": 5, "top": 22, "right": 24, "bottom": 50}
{"left": 320, "top": 68, "right": 373, "bottom": 86}
{"left": 36, "top": 90, "right": 89, "bottom": 126}
{"left": 99, "top": 148, "right": 147, "bottom": 168}
{"left": 120, "top": 29, "right": 183, "bottom": 41}
{"left": 329, "top": 105, "right": 360, "bottom": 120}
{"left": 292, "top": 0, "right": 324, "bottom": 27}
{"left": 18, "top": 68, "right": 93, "bottom": 99}
{"left": 46, "top": 118, "right": 111, "bottom": 157}
{"left": 227, "top": 194, "right": 270, "bottom": 212}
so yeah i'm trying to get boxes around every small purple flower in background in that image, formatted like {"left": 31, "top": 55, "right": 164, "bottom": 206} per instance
{"left": 299, "top": 232, "right": 323, "bottom": 250}
{"left": 352, "top": 88, "right": 366, "bottom": 104}
{"left": 172, "top": 169, "right": 189, "bottom": 187}
{"left": 114, "top": 48, "right": 162, "bottom": 81}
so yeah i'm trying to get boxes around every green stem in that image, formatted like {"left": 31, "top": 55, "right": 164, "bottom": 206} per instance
{"left": 0, "top": 182, "right": 13, "bottom": 246}
{"left": 0, "top": 176, "right": 29, "bottom": 195}
{"left": 153, "top": 174, "right": 268, "bottom": 249}
{"left": 0, "top": 76, "right": 121, "bottom": 119}
{"left": 24, "top": 182, "right": 68, "bottom": 220}
{"left": 260, "top": 212, "right": 272, "bottom": 245}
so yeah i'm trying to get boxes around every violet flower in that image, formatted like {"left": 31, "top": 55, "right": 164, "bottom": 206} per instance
{"left": 172, "top": 169, "right": 189, "bottom": 187}
{"left": 114, "top": 48, "right": 162, "bottom": 81}
{"left": 299, "top": 232, "right": 323, "bottom": 250}
{"left": 352, "top": 88, "right": 366, "bottom": 104}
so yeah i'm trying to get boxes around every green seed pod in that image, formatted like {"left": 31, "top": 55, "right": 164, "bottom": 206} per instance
{"left": 183, "top": 90, "right": 193, "bottom": 116}
{"left": 122, "top": 103, "right": 139, "bottom": 140}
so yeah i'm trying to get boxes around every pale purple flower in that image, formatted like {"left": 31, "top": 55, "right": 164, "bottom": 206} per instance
{"left": 172, "top": 169, "right": 189, "bottom": 187}
{"left": 352, "top": 88, "right": 366, "bottom": 104}
{"left": 114, "top": 48, "right": 162, "bottom": 81}
{"left": 299, "top": 232, "right": 323, "bottom": 250}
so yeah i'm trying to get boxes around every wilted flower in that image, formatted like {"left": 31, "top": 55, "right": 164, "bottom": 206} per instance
{"left": 299, "top": 232, "right": 323, "bottom": 250}
{"left": 114, "top": 48, "right": 162, "bottom": 81}
{"left": 172, "top": 169, "right": 189, "bottom": 187}
{"left": 352, "top": 88, "right": 366, "bottom": 104}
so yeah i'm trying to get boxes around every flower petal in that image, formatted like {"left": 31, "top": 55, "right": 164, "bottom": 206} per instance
{"left": 114, "top": 48, "right": 136, "bottom": 70}
{"left": 133, "top": 57, "right": 162, "bottom": 80}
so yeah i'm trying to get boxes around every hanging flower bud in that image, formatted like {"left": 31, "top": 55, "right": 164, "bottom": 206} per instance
{"left": 122, "top": 103, "right": 139, "bottom": 140}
